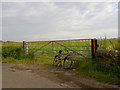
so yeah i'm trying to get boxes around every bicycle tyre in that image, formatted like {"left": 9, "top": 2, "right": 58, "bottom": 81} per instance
{"left": 63, "top": 56, "right": 72, "bottom": 69}
{"left": 53, "top": 55, "right": 59, "bottom": 66}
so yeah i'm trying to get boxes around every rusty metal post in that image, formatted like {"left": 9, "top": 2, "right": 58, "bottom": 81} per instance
{"left": 91, "top": 39, "right": 97, "bottom": 59}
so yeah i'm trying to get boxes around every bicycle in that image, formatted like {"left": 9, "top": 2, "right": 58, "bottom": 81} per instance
{"left": 53, "top": 49, "right": 72, "bottom": 69}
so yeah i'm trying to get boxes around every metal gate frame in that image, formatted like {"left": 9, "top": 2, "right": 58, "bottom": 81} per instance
{"left": 23, "top": 39, "right": 97, "bottom": 59}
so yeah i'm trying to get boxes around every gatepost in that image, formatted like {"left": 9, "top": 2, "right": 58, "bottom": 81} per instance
{"left": 23, "top": 41, "right": 28, "bottom": 54}
{"left": 91, "top": 39, "right": 97, "bottom": 59}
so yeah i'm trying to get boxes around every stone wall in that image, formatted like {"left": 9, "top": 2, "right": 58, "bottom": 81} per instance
{"left": 95, "top": 49, "right": 120, "bottom": 66}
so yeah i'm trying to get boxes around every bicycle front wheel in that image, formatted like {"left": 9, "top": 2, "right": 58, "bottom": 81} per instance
{"left": 63, "top": 56, "right": 72, "bottom": 69}
{"left": 53, "top": 55, "right": 59, "bottom": 66}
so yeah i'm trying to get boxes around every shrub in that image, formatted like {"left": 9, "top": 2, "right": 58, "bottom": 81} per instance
{"left": 2, "top": 45, "right": 34, "bottom": 59}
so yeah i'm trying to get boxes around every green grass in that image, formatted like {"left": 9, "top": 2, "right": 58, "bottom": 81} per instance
{"left": 2, "top": 45, "right": 35, "bottom": 59}
{"left": 98, "top": 39, "right": 120, "bottom": 51}
{"left": 73, "top": 57, "right": 120, "bottom": 85}
{"left": 2, "top": 57, "right": 53, "bottom": 68}
{"left": 89, "top": 71, "right": 119, "bottom": 84}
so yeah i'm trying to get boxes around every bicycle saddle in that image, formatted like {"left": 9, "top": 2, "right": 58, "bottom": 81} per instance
{"left": 59, "top": 50, "right": 62, "bottom": 54}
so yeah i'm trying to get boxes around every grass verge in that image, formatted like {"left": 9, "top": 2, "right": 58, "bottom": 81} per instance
{"left": 2, "top": 57, "right": 53, "bottom": 67}
{"left": 73, "top": 57, "right": 120, "bottom": 85}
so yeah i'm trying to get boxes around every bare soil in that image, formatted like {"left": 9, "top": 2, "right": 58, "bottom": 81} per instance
{"left": 6, "top": 63, "right": 120, "bottom": 88}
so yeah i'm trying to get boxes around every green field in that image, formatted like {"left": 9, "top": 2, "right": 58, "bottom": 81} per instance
{"left": 27, "top": 40, "right": 92, "bottom": 59}
{"left": 97, "top": 39, "right": 120, "bottom": 50}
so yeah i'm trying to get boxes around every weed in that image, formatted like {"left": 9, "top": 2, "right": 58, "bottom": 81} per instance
{"left": 2, "top": 45, "right": 34, "bottom": 59}
{"left": 73, "top": 57, "right": 120, "bottom": 85}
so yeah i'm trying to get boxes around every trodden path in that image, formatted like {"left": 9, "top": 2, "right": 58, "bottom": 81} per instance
{"left": 2, "top": 64, "right": 81, "bottom": 88}
{"left": 2, "top": 64, "right": 65, "bottom": 88}
{"left": 2, "top": 64, "right": 120, "bottom": 89}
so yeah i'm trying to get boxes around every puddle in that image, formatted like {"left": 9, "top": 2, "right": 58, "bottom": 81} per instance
{"left": 54, "top": 70, "right": 75, "bottom": 76}
{"left": 54, "top": 71, "right": 75, "bottom": 76}
{"left": 0, "top": 65, "right": 2, "bottom": 69}
{"left": 64, "top": 71, "right": 75, "bottom": 76}
{"left": 24, "top": 70, "right": 32, "bottom": 72}
{"left": 49, "top": 67, "right": 75, "bottom": 76}
{"left": 2, "top": 65, "right": 13, "bottom": 69}
{"left": 8, "top": 66, "right": 14, "bottom": 68}
{"left": 54, "top": 71, "right": 64, "bottom": 73}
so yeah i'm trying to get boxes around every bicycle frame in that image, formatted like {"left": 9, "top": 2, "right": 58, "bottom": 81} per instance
{"left": 53, "top": 49, "right": 72, "bottom": 68}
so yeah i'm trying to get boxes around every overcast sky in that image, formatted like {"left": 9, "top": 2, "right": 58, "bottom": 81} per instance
{"left": 2, "top": 2, "right": 118, "bottom": 41}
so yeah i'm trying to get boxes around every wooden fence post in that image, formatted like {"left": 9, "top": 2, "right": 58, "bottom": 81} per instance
{"left": 23, "top": 41, "right": 28, "bottom": 54}
{"left": 23, "top": 41, "right": 25, "bottom": 54}
{"left": 91, "top": 39, "right": 97, "bottom": 59}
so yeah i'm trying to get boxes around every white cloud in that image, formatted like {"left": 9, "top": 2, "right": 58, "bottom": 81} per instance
{"left": 0, "top": 2, "right": 2, "bottom": 40}
{"left": 2, "top": 2, "right": 118, "bottom": 41}
{"left": 1, "top": 0, "right": 119, "bottom": 2}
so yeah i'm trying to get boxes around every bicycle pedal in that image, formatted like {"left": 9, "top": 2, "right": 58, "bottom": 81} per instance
{"left": 58, "top": 64, "right": 62, "bottom": 67}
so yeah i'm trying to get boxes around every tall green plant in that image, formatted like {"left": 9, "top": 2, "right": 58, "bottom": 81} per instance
{"left": 109, "top": 39, "right": 120, "bottom": 51}
{"left": 2, "top": 45, "right": 35, "bottom": 59}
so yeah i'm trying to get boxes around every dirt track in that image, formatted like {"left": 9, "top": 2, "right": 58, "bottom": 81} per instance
{"left": 2, "top": 64, "right": 80, "bottom": 88}
{"left": 2, "top": 64, "right": 120, "bottom": 88}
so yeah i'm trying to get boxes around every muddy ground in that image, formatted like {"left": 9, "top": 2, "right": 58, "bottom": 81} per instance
{"left": 3, "top": 63, "right": 120, "bottom": 88}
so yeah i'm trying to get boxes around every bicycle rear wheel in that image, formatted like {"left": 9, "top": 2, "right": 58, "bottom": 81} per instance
{"left": 63, "top": 56, "right": 72, "bottom": 69}
{"left": 53, "top": 55, "right": 59, "bottom": 66}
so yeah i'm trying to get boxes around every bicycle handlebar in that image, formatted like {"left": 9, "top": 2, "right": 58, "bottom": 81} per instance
{"left": 59, "top": 49, "right": 69, "bottom": 54}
